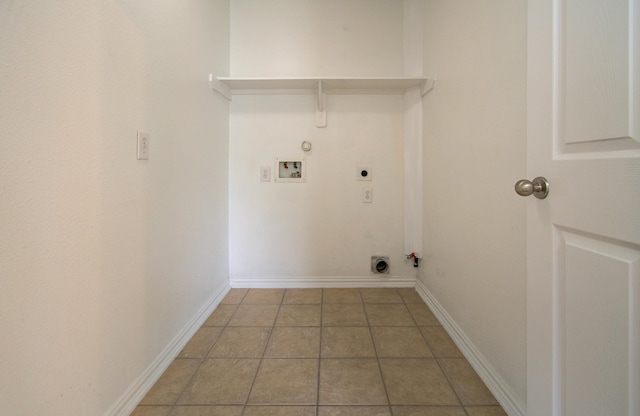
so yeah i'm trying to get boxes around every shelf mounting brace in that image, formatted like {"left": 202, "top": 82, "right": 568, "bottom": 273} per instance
{"left": 315, "top": 80, "right": 327, "bottom": 128}
{"left": 209, "top": 74, "right": 232, "bottom": 101}
{"left": 420, "top": 78, "right": 436, "bottom": 97}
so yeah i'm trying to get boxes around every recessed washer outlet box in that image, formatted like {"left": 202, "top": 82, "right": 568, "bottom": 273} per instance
{"left": 371, "top": 256, "right": 389, "bottom": 274}
{"left": 274, "top": 157, "right": 306, "bottom": 183}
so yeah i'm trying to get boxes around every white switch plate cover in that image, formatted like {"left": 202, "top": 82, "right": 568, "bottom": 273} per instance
{"left": 137, "top": 131, "right": 149, "bottom": 160}
{"left": 362, "top": 187, "right": 373, "bottom": 203}
{"left": 260, "top": 166, "right": 271, "bottom": 182}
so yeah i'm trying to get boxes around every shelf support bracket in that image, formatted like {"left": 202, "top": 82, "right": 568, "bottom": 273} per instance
{"left": 315, "top": 80, "right": 327, "bottom": 128}
{"left": 420, "top": 78, "right": 436, "bottom": 97}
{"left": 209, "top": 73, "right": 232, "bottom": 101}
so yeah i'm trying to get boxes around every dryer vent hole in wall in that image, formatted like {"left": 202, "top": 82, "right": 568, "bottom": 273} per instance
{"left": 371, "top": 256, "right": 389, "bottom": 274}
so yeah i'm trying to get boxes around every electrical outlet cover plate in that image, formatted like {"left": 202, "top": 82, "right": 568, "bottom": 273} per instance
{"left": 137, "top": 131, "right": 149, "bottom": 160}
{"left": 362, "top": 187, "right": 373, "bottom": 203}
{"left": 260, "top": 166, "right": 271, "bottom": 182}
{"left": 357, "top": 166, "right": 371, "bottom": 181}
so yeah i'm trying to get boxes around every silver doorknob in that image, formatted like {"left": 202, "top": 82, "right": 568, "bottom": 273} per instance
{"left": 515, "top": 177, "right": 549, "bottom": 199}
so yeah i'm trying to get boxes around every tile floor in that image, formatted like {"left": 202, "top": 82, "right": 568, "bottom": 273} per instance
{"left": 132, "top": 288, "right": 507, "bottom": 416}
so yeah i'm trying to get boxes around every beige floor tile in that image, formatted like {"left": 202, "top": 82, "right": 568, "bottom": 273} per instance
{"left": 242, "top": 289, "right": 285, "bottom": 304}
{"left": 177, "top": 358, "right": 260, "bottom": 405}
{"left": 248, "top": 359, "right": 318, "bottom": 404}
{"left": 323, "top": 288, "right": 362, "bottom": 303}
{"left": 283, "top": 288, "right": 322, "bottom": 304}
{"left": 397, "top": 288, "right": 425, "bottom": 304}
{"left": 319, "top": 358, "right": 388, "bottom": 405}
{"left": 406, "top": 303, "right": 439, "bottom": 326}
{"left": 264, "top": 327, "right": 321, "bottom": 358}
{"left": 318, "top": 406, "right": 391, "bottom": 415}
{"left": 371, "top": 327, "right": 433, "bottom": 357}
{"left": 138, "top": 288, "right": 508, "bottom": 416}
{"left": 322, "top": 304, "right": 368, "bottom": 326}
{"left": 169, "top": 406, "right": 244, "bottom": 416}
{"left": 321, "top": 327, "right": 376, "bottom": 357}
{"left": 130, "top": 406, "right": 172, "bottom": 416}
{"left": 221, "top": 289, "right": 248, "bottom": 305}
{"left": 178, "top": 327, "right": 223, "bottom": 358}
{"left": 207, "top": 327, "right": 271, "bottom": 358}
{"left": 419, "top": 327, "right": 463, "bottom": 358}
{"left": 464, "top": 407, "right": 508, "bottom": 416}
{"left": 365, "top": 304, "right": 415, "bottom": 326}
{"left": 275, "top": 304, "right": 321, "bottom": 326}
{"left": 438, "top": 359, "right": 499, "bottom": 406}
{"left": 361, "top": 288, "right": 403, "bottom": 304}
{"left": 203, "top": 305, "right": 238, "bottom": 326}
{"left": 243, "top": 406, "right": 316, "bottom": 416}
{"left": 140, "top": 359, "right": 201, "bottom": 405}
{"left": 227, "top": 304, "right": 279, "bottom": 326}
{"left": 390, "top": 406, "right": 466, "bottom": 416}
{"left": 379, "top": 358, "right": 459, "bottom": 405}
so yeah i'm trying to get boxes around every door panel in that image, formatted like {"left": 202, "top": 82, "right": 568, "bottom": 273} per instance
{"left": 557, "top": 229, "right": 639, "bottom": 415}
{"left": 557, "top": 0, "right": 639, "bottom": 157}
{"left": 527, "top": 0, "right": 640, "bottom": 415}
{"left": 563, "top": 0, "right": 632, "bottom": 145}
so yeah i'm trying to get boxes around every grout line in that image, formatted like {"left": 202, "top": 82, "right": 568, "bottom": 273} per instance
{"left": 170, "top": 347, "right": 213, "bottom": 409}
{"left": 404, "top": 299, "right": 421, "bottom": 328}
{"left": 316, "top": 289, "right": 324, "bottom": 416}
{"left": 171, "top": 290, "right": 248, "bottom": 412}
{"left": 240, "top": 289, "right": 284, "bottom": 415}
{"left": 434, "top": 357, "right": 467, "bottom": 414}
{"left": 404, "top": 288, "right": 469, "bottom": 415}
{"left": 168, "top": 293, "right": 249, "bottom": 409}
{"left": 361, "top": 288, "right": 394, "bottom": 415}
{"left": 238, "top": 288, "right": 249, "bottom": 304}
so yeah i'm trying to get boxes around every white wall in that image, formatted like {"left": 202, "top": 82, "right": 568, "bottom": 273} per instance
{"left": 420, "top": 0, "right": 528, "bottom": 406}
{"left": 229, "top": 94, "right": 415, "bottom": 282}
{"left": 230, "top": 0, "right": 404, "bottom": 77}
{"left": 0, "top": 1, "right": 229, "bottom": 414}
{"left": 228, "top": 0, "right": 415, "bottom": 283}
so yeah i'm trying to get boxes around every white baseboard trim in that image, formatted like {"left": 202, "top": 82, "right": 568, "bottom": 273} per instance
{"left": 104, "top": 283, "right": 231, "bottom": 416}
{"left": 230, "top": 275, "right": 417, "bottom": 288}
{"left": 414, "top": 279, "right": 526, "bottom": 416}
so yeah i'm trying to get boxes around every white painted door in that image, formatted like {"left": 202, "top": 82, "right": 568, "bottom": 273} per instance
{"left": 526, "top": 1, "right": 640, "bottom": 415}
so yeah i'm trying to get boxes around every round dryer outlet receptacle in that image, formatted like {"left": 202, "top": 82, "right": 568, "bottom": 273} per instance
{"left": 357, "top": 166, "right": 372, "bottom": 181}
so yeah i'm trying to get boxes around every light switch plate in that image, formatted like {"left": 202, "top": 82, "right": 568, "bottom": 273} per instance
{"left": 137, "top": 131, "right": 149, "bottom": 160}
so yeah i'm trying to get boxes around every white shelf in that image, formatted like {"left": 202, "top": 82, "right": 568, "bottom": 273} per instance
{"left": 209, "top": 74, "right": 435, "bottom": 127}
{"left": 210, "top": 75, "right": 435, "bottom": 100}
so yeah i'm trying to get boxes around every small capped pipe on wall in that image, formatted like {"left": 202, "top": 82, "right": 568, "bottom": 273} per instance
{"left": 406, "top": 252, "right": 420, "bottom": 268}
